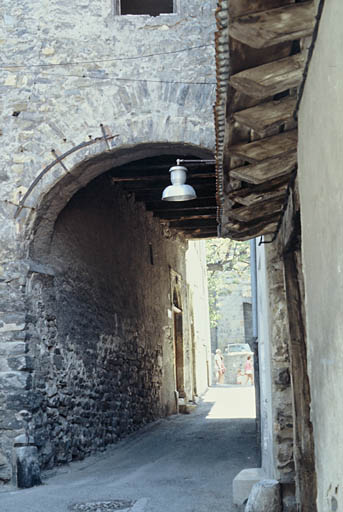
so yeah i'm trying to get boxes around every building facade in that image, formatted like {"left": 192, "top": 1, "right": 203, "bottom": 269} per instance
{"left": 0, "top": 0, "right": 216, "bottom": 487}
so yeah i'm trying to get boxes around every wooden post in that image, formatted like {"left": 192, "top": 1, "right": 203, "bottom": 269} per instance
{"left": 283, "top": 247, "right": 317, "bottom": 510}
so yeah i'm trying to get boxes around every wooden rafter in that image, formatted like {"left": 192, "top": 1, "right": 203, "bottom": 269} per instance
{"left": 230, "top": 54, "right": 305, "bottom": 99}
{"left": 232, "top": 96, "right": 296, "bottom": 136}
{"left": 229, "top": 197, "right": 284, "bottom": 222}
{"left": 230, "top": 2, "right": 315, "bottom": 49}
{"left": 230, "top": 151, "right": 297, "bottom": 184}
{"left": 232, "top": 184, "right": 288, "bottom": 206}
{"left": 229, "top": 130, "right": 297, "bottom": 163}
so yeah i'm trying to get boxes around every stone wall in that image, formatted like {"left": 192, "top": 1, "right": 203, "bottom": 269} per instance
{"left": 24, "top": 180, "right": 190, "bottom": 469}
{"left": 0, "top": 0, "right": 216, "bottom": 485}
{"left": 256, "top": 243, "right": 294, "bottom": 486}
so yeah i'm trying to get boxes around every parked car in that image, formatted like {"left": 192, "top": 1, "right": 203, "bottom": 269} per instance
{"left": 225, "top": 343, "right": 252, "bottom": 355}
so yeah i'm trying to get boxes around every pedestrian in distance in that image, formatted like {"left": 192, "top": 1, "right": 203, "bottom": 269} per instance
{"left": 215, "top": 349, "right": 226, "bottom": 385}
{"left": 236, "top": 368, "right": 244, "bottom": 385}
{"left": 244, "top": 355, "right": 254, "bottom": 385}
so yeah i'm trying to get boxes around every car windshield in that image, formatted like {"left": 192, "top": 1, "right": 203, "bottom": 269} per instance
{"left": 228, "top": 345, "right": 249, "bottom": 352}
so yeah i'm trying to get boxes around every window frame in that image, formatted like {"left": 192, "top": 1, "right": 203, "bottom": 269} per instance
{"left": 114, "top": 0, "right": 179, "bottom": 16}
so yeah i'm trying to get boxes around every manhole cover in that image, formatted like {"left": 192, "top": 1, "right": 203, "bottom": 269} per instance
{"left": 69, "top": 500, "right": 134, "bottom": 511}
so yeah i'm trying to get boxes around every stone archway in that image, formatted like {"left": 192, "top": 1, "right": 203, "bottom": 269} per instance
{"left": 14, "top": 141, "right": 214, "bottom": 483}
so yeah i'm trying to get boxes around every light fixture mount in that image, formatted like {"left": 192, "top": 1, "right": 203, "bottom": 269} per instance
{"left": 161, "top": 158, "right": 215, "bottom": 202}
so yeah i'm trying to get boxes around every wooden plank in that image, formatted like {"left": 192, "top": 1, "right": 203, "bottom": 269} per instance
{"left": 233, "top": 96, "right": 296, "bottom": 136}
{"left": 230, "top": 151, "right": 297, "bottom": 184}
{"left": 145, "top": 197, "right": 217, "bottom": 209}
{"left": 229, "top": 54, "right": 305, "bottom": 99}
{"left": 229, "top": 131, "right": 297, "bottom": 163}
{"left": 229, "top": 0, "right": 293, "bottom": 18}
{"left": 120, "top": 178, "right": 215, "bottom": 191}
{"left": 224, "top": 218, "right": 279, "bottom": 241}
{"left": 157, "top": 209, "right": 217, "bottom": 219}
{"left": 230, "top": 2, "right": 314, "bottom": 49}
{"left": 166, "top": 213, "right": 217, "bottom": 222}
{"left": 229, "top": 197, "right": 284, "bottom": 223}
{"left": 233, "top": 184, "right": 288, "bottom": 207}
{"left": 111, "top": 171, "right": 215, "bottom": 182}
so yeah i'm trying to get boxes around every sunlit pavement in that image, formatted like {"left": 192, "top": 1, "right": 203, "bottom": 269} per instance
{"left": 204, "top": 385, "right": 256, "bottom": 420}
{"left": 1, "top": 386, "right": 258, "bottom": 512}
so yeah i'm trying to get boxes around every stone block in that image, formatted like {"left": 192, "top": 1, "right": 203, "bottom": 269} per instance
{"left": 245, "top": 480, "right": 282, "bottom": 512}
{"left": 0, "top": 452, "right": 12, "bottom": 483}
{"left": 233, "top": 468, "right": 266, "bottom": 506}
{"left": 16, "top": 446, "right": 41, "bottom": 488}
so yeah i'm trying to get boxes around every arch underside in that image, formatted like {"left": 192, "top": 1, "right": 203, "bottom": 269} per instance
{"left": 28, "top": 142, "right": 217, "bottom": 261}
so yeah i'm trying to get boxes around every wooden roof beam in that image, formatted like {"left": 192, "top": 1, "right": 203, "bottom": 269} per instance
{"left": 228, "top": 130, "right": 297, "bottom": 163}
{"left": 233, "top": 96, "right": 296, "bottom": 136}
{"left": 230, "top": 2, "right": 315, "bottom": 49}
{"left": 230, "top": 54, "right": 304, "bottom": 99}
{"left": 232, "top": 184, "right": 288, "bottom": 207}
{"left": 230, "top": 150, "right": 297, "bottom": 184}
{"left": 229, "top": 197, "right": 284, "bottom": 223}
{"left": 226, "top": 220, "right": 279, "bottom": 241}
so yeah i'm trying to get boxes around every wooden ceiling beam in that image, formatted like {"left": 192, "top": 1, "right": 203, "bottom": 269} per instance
{"left": 156, "top": 208, "right": 217, "bottom": 220}
{"left": 118, "top": 180, "right": 215, "bottom": 193}
{"left": 233, "top": 96, "right": 296, "bottom": 136}
{"left": 232, "top": 183, "right": 288, "bottom": 207}
{"left": 145, "top": 197, "right": 217, "bottom": 209}
{"left": 229, "top": 0, "right": 294, "bottom": 19}
{"left": 230, "top": 2, "right": 315, "bottom": 49}
{"left": 134, "top": 188, "right": 216, "bottom": 201}
{"left": 226, "top": 219, "right": 279, "bottom": 241}
{"left": 229, "top": 130, "right": 297, "bottom": 163}
{"left": 229, "top": 197, "right": 284, "bottom": 223}
{"left": 111, "top": 171, "right": 215, "bottom": 182}
{"left": 229, "top": 150, "right": 297, "bottom": 184}
{"left": 229, "top": 53, "right": 305, "bottom": 99}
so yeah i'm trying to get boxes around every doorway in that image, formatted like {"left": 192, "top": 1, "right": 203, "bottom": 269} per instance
{"left": 173, "top": 308, "right": 185, "bottom": 399}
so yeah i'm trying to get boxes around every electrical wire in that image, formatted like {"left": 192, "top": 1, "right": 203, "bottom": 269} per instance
{"left": 36, "top": 71, "right": 216, "bottom": 85}
{"left": 0, "top": 43, "right": 213, "bottom": 70}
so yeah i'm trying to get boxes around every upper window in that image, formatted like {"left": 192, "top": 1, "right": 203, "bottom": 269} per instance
{"left": 119, "top": 0, "right": 174, "bottom": 16}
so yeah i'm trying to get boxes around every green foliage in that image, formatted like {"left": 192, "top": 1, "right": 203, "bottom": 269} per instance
{"left": 206, "top": 238, "right": 250, "bottom": 328}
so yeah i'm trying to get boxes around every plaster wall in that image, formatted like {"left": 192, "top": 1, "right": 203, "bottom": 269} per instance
{"left": 0, "top": 0, "right": 216, "bottom": 485}
{"left": 256, "top": 243, "right": 275, "bottom": 479}
{"left": 216, "top": 279, "right": 252, "bottom": 350}
{"left": 298, "top": 1, "right": 343, "bottom": 509}
{"left": 186, "top": 241, "right": 212, "bottom": 394}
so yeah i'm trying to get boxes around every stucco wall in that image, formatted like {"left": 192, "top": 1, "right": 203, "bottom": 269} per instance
{"left": 256, "top": 243, "right": 275, "bottom": 479}
{"left": 216, "top": 279, "right": 252, "bottom": 351}
{"left": 0, "top": 0, "right": 216, "bottom": 486}
{"left": 298, "top": 1, "right": 343, "bottom": 509}
{"left": 186, "top": 241, "right": 212, "bottom": 394}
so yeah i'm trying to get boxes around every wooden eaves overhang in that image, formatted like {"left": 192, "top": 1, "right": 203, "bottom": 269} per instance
{"left": 214, "top": 0, "right": 315, "bottom": 241}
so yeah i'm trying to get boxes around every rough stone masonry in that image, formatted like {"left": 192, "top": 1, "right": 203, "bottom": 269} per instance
{"left": 0, "top": 0, "right": 216, "bottom": 486}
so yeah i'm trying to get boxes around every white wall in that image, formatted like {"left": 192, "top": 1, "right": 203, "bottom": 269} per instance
{"left": 298, "top": 1, "right": 343, "bottom": 509}
{"left": 186, "top": 240, "right": 212, "bottom": 395}
{"left": 256, "top": 243, "right": 275, "bottom": 479}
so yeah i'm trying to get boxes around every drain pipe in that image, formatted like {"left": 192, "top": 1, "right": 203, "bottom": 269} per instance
{"left": 250, "top": 238, "right": 261, "bottom": 465}
{"left": 250, "top": 238, "right": 258, "bottom": 339}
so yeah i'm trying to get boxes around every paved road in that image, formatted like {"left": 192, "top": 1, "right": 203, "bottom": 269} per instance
{"left": 1, "top": 386, "right": 258, "bottom": 512}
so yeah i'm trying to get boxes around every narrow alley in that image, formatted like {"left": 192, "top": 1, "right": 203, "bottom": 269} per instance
{"left": 1, "top": 387, "right": 258, "bottom": 512}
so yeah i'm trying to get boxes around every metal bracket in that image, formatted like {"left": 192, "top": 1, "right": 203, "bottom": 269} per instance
{"left": 14, "top": 126, "right": 119, "bottom": 218}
